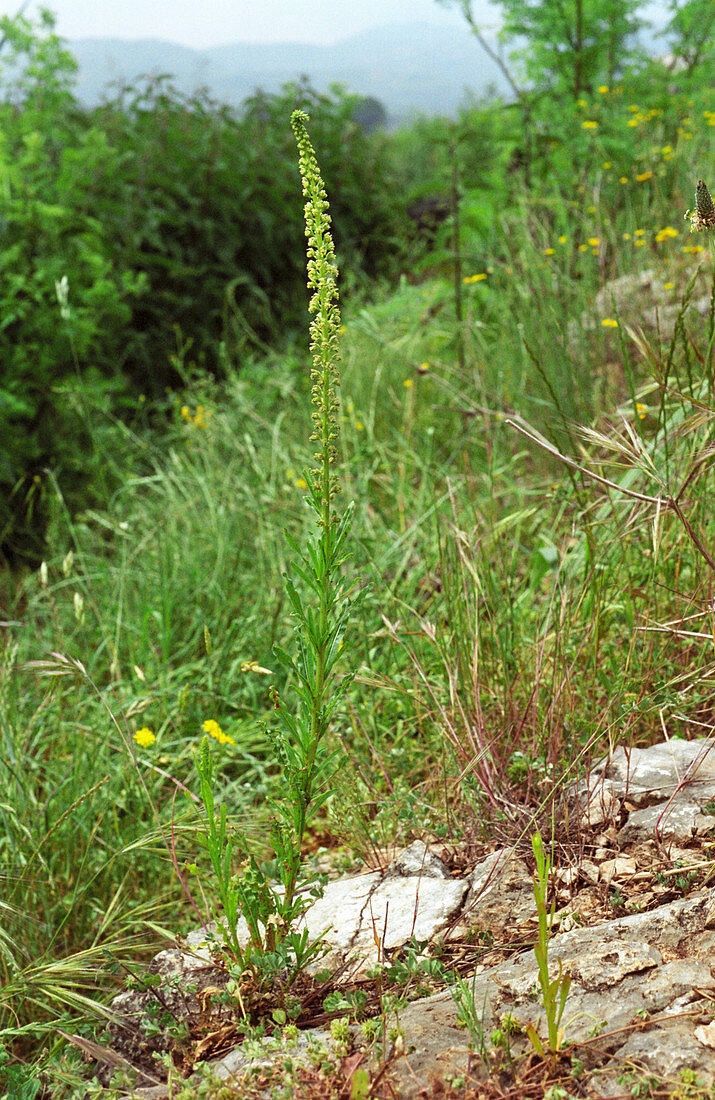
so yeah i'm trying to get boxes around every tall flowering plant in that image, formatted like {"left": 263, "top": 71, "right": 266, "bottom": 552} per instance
{"left": 195, "top": 111, "right": 355, "bottom": 972}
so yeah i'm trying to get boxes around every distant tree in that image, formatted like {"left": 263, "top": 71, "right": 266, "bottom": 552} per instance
{"left": 438, "top": 0, "right": 644, "bottom": 100}
{"left": 500, "top": 0, "right": 643, "bottom": 96}
{"left": 352, "top": 95, "right": 388, "bottom": 132}
{"left": 661, "top": 0, "right": 714, "bottom": 76}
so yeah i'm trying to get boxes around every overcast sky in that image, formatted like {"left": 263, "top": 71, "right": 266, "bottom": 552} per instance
{"left": 0, "top": 0, "right": 491, "bottom": 48}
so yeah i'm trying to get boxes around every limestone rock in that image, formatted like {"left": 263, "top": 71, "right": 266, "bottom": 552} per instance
{"left": 101, "top": 739, "right": 715, "bottom": 1098}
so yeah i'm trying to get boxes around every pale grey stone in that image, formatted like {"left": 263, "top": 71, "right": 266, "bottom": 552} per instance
{"left": 384, "top": 838, "right": 450, "bottom": 878}
{"left": 105, "top": 748, "right": 715, "bottom": 1098}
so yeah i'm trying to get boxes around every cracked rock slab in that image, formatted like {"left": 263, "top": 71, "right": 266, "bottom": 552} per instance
{"left": 386, "top": 887, "right": 715, "bottom": 1098}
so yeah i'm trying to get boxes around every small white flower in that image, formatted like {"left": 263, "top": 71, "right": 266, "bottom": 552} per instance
{"left": 55, "top": 275, "right": 71, "bottom": 321}
{"left": 73, "top": 591, "right": 84, "bottom": 623}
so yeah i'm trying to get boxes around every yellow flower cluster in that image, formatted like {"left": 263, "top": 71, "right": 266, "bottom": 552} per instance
{"left": 627, "top": 106, "right": 663, "bottom": 128}
{"left": 181, "top": 404, "right": 212, "bottom": 428}
{"left": 286, "top": 467, "right": 309, "bottom": 489}
{"left": 463, "top": 273, "right": 488, "bottom": 284}
{"left": 202, "top": 719, "right": 235, "bottom": 746}
{"left": 134, "top": 727, "right": 156, "bottom": 748}
{"left": 654, "top": 226, "right": 678, "bottom": 243}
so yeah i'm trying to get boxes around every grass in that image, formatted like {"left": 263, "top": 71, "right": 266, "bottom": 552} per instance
{"left": 1, "top": 67, "right": 715, "bottom": 1094}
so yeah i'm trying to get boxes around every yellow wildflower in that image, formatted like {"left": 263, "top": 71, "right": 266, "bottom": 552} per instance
{"left": 543, "top": 247, "right": 556, "bottom": 255}
{"left": 601, "top": 318, "right": 618, "bottom": 328}
{"left": 635, "top": 171, "right": 652, "bottom": 182}
{"left": 635, "top": 403, "right": 647, "bottom": 419}
{"left": 588, "top": 237, "right": 601, "bottom": 247}
{"left": 404, "top": 379, "right": 414, "bottom": 388}
{"left": 598, "top": 85, "right": 609, "bottom": 94}
{"left": 654, "top": 226, "right": 678, "bottom": 242}
{"left": 202, "top": 719, "right": 235, "bottom": 746}
{"left": 558, "top": 235, "right": 567, "bottom": 244}
{"left": 582, "top": 120, "right": 598, "bottom": 130}
{"left": 134, "top": 727, "right": 156, "bottom": 748}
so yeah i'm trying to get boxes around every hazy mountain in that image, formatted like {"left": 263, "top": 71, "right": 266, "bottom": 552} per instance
{"left": 68, "top": 22, "right": 510, "bottom": 122}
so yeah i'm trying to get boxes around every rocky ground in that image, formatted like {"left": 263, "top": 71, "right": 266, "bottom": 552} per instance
{"left": 78, "top": 738, "right": 715, "bottom": 1098}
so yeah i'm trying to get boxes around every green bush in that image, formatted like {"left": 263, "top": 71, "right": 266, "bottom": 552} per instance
{"left": 0, "top": 10, "right": 143, "bottom": 565}
{"left": 0, "top": 13, "right": 407, "bottom": 565}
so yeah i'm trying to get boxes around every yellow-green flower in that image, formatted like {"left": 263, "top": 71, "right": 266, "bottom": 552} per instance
{"left": 635, "top": 403, "right": 647, "bottom": 419}
{"left": 134, "top": 727, "right": 156, "bottom": 748}
{"left": 635, "top": 171, "right": 652, "bottom": 182}
{"left": 655, "top": 226, "right": 678, "bottom": 242}
{"left": 582, "top": 120, "right": 598, "bottom": 130}
{"left": 598, "top": 85, "right": 609, "bottom": 94}
{"left": 202, "top": 719, "right": 235, "bottom": 746}
{"left": 403, "top": 378, "right": 414, "bottom": 388}
{"left": 558, "top": 235, "right": 567, "bottom": 244}
{"left": 601, "top": 318, "right": 619, "bottom": 328}
{"left": 619, "top": 176, "right": 629, "bottom": 184}
{"left": 543, "top": 247, "right": 556, "bottom": 255}
{"left": 463, "top": 273, "right": 488, "bottom": 283}
{"left": 241, "top": 660, "right": 273, "bottom": 675}
{"left": 417, "top": 362, "right": 430, "bottom": 374}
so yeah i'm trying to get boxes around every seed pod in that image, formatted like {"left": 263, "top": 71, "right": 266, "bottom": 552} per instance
{"left": 695, "top": 179, "right": 715, "bottom": 228}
